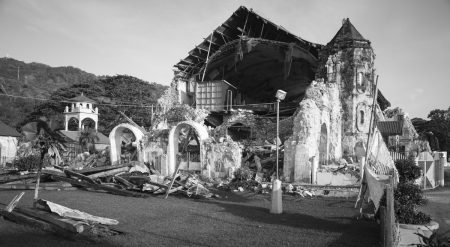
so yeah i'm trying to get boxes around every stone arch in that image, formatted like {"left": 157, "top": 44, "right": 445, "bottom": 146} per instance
{"left": 167, "top": 121, "right": 209, "bottom": 176}
{"left": 318, "top": 123, "right": 328, "bottom": 167}
{"left": 227, "top": 122, "right": 252, "bottom": 141}
{"left": 81, "top": 117, "right": 96, "bottom": 130}
{"left": 67, "top": 117, "right": 79, "bottom": 131}
{"left": 109, "top": 123, "right": 146, "bottom": 165}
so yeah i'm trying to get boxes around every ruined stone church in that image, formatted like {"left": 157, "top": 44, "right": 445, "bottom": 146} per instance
{"left": 172, "top": 6, "right": 394, "bottom": 183}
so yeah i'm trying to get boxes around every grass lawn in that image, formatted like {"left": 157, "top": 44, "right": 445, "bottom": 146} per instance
{"left": 0, "top": 189, "right": 379, "bottom": 247}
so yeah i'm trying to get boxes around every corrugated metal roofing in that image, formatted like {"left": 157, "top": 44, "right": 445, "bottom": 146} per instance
{"left": 377, "top": 121, "right": 403, "bottom": 136}
{"left": 0, "top": 121, "right": 20, "bottom": 137}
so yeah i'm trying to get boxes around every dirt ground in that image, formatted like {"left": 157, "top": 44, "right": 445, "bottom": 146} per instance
{"left": 0, "top": 189, "right": 380, "bottom": 247}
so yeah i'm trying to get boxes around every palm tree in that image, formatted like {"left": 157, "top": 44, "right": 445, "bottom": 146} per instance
{"left": 22, "top": 117, "right": 66, "bottom": 207}
{"left": 79, "top": 128, "right": 99, "bottom": 154}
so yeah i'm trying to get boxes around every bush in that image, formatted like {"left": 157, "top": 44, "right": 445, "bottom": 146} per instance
{"left": 389, "top": 157, "right": 431, "bottom": 225}
{"left": 395, "top": 156, "right": 422, "bottom": 183}
{"left": 394, "top": 182, "right": 430, "bottom": 225}
{"left": 12, "top": 154, "right": 41, "bottom": 171}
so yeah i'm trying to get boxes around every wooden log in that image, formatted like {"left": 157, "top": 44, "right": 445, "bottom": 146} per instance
{"left": 87, "top": 167, "right": 130, "bottom": 179}
{"left": 165, "top": 161, "right": 181, "bottom": 199}
{"left": 0, "top": 208, "right": 74, "bottom": 236}
{"left": 15, "top": 207, "right": 86, "bottom": 233}
{"left": 113, "top": 176, "right": 136, "bottom": 189}
{"left": 0, "top": 183, "right": 77, "bottom": 191}
{"left": 77, "top": 164, "right": 131, "bottom": 175}
{"left": 5, "top": 192, "right": 25, "bottom": 212}
{"left": 4, "top": 178, "right": 36, "bottom": 185}
{"left": 50, "top": 175, "right": 149, "bottom": 198}
{"left": 167, "top": 186, "right": 183, "bottom": 195}
{"left": 0, "top": 173, "right": 36, "bottom": 184}
{"left": 64, "top": 169, "right": 98, "bottom": 184}
{"left": 386, "top": 176, "right": 395, "bottom": 247}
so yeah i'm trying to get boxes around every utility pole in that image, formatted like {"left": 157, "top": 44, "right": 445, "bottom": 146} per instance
{"left": 17, "top": 66, "right": 20, "bottom": 81}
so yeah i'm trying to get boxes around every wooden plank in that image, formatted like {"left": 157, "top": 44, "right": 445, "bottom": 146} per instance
{"left": 50, "top": 175, "right": 149, "bottom": 198}
{"left": 76, "top": 164, "right": 130, "bottom": 175}
{"left": 87, "top": 167, "right": 129, "bottom": 179}
{"left": 5, "top": 192, "right": 25, "bottom": 212}
{"left": 385, "top": 181, "right": 394, "bottom": 247}
{"left": 113, "top": 176, "right": 136, "bottom": 189}
{"left": 164, "top": 162, "right": 182, "bottom": 199}
{"left": 0, "top": 182, "right": 75, "bottom": 191}
{"left": 15, "top": 207, "right": 86, "bottom": 233}
{"left": 0, "top": 173, "right": 36, "bottom": 184}
{"left": 64, "top": 169, "right": 98, "bottom": 184}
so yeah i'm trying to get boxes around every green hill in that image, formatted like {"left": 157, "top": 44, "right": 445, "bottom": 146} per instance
{"left": 0, "top": 57, "right": 97, "bottom": 127}
{"left": 0, "top": 58, "right": 168, "bottom": 134}
{"left": 24, "top": 75, "right": 168, "bottom": 136}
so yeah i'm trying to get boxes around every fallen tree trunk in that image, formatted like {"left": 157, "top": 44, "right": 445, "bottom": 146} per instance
{"left": 15, "top": 207, "right": 87, "bottom": 233}
{"left": 0, "top": 173, "right": 36, "bottom": 184}
{"left": 0, "top": 208, "right": 75, "bottom": 237}
{"left": 50, "top": 175, "right": 149, "bottom": 198}
{"left": 0, "top": 182, "right": 76, "bottom": 191}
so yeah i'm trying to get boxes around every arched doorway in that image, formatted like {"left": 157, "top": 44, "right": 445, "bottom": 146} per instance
{"left": 167, "top": 121, "right": 209, "bottom": 176}
{"left": 109, "top": 123, "right": 146, "bottom": 165}
{"left": 318, "top": 123, "right": 328, "bottom": 167}
{"left": 67, "top": 117, "right": 79, "bottom": 131}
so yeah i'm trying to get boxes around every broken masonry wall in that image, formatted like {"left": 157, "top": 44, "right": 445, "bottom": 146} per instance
{"left": 201, "top": 138, "right": 242, "bottom": 178}
{"left": 283, "top": 80, "right": 342, "bottom": 182}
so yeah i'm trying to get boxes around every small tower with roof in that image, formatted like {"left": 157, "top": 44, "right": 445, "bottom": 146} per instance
{"left": 317, "top": 18, "right": 384, "bottom": 156}
{"left": 64, "top": 93, "right": 99, "bottom": 131}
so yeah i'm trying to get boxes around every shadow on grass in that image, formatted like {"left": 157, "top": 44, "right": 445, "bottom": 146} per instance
{"left": 200, "top": 197, "right": 379, "bottom": 247}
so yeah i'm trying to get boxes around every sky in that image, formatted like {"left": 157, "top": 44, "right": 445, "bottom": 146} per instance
{"left": 0, "top": 0, "right": 449, "bottom": 119}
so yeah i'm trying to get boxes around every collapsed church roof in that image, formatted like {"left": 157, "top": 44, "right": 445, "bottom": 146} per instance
{"left": 173, "top": 7, "right": 390, "bottom": 113}
{"left": 174, "top": 6, "right": 322, "bottom": 82}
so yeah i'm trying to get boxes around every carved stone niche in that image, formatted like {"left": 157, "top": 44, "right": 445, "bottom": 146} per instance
{"left": 355, "top": 65, "right": 367, "bottom": 94}
{"left": 356, "top": 102, "right": 370, "bottom": 132}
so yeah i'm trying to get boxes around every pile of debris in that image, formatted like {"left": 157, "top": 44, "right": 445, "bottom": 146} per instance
{"left": 67, "top": 148, "right": 110, "bottom": 170}
{"left": 0, "top": 161, "right": 218, "bottom": 200}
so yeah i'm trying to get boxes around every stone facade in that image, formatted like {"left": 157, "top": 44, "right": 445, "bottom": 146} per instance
{"left": 284, "top": 19, "right": 393, "bottom": 183}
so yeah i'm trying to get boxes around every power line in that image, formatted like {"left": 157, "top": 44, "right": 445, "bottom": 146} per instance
{"left": 0, "top": 93, "right": 282, "bottom": 109}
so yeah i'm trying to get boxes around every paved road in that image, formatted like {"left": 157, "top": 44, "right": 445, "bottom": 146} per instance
{"left": 420, "top": 166, "right": 450, "bottom": 233}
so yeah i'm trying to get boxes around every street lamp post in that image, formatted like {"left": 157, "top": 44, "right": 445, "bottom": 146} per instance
{"left": 271, "top": 89, "right": 286, "bottom": 214}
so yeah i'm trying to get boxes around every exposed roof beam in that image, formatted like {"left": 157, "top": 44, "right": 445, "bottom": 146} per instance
{"left": 181, "top": 59, "right": 195, "bottom": 65}
{"left": 188, "top": 53, "right": 205, "bottom": 61}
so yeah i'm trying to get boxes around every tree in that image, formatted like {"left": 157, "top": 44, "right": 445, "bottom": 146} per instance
{"left": 79, "top": 128, "right": 99, "bottom": 154}
{"left": 412, "top": 106, "right": 450, "bottom": 154}
{"left": 21, "top": 75, "right": 167, "bottom": 135}
{"left": 22, "top": 116, "right": 66, "bottom": 206}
